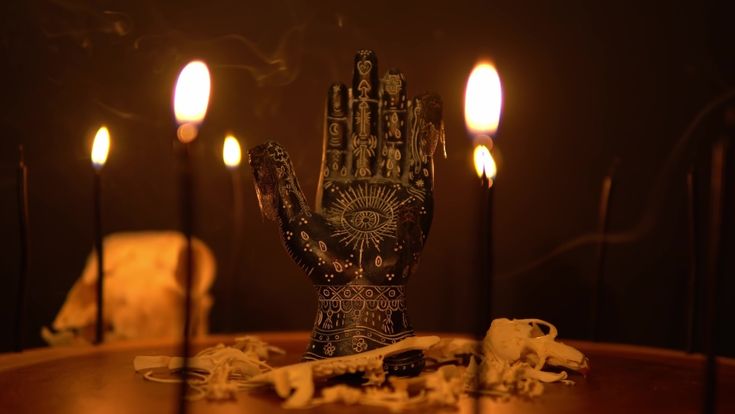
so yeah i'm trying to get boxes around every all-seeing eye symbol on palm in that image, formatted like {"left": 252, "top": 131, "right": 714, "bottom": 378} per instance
{"left": 325, "top": 185, "right": 403, "bottom": 253}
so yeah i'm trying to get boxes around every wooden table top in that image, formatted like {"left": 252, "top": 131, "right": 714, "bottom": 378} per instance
{"left": 0, "top": 332, "right": 733, "bottom": 414}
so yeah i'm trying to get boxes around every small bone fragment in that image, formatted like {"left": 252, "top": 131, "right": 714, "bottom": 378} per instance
{"left": 309, "top": 364, "right": 466, "bottom": 412}
{"left": 424, "top": 337, "right": 479, "bottom": 362}
{"left": 134, "top": 336, "right": 281, "bottom": 401}
{"left": 274, "top": 365, "right": 314, "bottom": 408}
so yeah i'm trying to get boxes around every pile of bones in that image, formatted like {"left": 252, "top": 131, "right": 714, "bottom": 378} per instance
{"left": 134, "top": 318, "right": 590, "bottom": 411}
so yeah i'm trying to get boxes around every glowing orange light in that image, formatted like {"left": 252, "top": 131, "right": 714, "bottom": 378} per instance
{"left": 91, "top": 126, "right": 110, "bottom": 170}
{"left": 464, "top": 62, "right": 502, "bottom": 136}
{"left": 223, "top": 135, "right": 242, "bottom": 169}
{"left": 173, "top": 60, "right": 211, "bottom": 142}
{"left": 473, "top": 144, "right": 497, "bottom": 185}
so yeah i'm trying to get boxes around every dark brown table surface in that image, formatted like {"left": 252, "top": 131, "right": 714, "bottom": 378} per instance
{"left": 0, "top": 332, "right": 732, "bottom": 413}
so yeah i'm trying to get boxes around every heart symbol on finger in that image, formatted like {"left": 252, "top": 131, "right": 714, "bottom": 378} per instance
{"left": 357, "top": 60, "right": 372, "bottom": 75}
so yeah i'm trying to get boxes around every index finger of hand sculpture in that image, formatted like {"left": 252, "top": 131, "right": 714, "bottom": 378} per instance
{"left": 321, "top": 83, "right": 349, "bottom": 183}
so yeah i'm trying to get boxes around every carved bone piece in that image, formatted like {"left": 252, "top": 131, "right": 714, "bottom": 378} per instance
{"left": 246, "top": 335, "right": 440, "bottom": 408}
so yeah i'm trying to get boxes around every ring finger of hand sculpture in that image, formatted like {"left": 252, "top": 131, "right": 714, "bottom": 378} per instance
{"left": 249, "top": 50, "right": 444, "bottom": 376}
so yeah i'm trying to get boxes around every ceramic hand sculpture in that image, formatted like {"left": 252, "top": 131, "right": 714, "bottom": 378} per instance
{"left": 249, "top": 50, "right": 444, "bottom": 376}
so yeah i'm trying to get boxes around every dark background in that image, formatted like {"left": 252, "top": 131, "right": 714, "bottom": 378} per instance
{"left": 1, "top": 0, "right": 733, "bottom": 355}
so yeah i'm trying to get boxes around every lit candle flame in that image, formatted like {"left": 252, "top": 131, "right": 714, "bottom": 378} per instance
{"left": 91, "top": 126, "right": 110, "bottom": 170}
{"left": 223, "top": 135, "right": 242, "bottom": 169}
{"left": 174, "top": 60, "right": 211, "bottom": 143}
{"left": 464, "top": 62, "right": 502, "bottom": 137}
{"left": 473, "top": 144, "right": 497, "bottom": 186}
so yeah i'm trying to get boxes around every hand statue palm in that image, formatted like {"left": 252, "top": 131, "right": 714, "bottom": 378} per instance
{"left": 249, "top": 50, "right": 443, "bottom": 375}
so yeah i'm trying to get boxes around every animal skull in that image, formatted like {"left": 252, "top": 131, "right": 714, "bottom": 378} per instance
{"left": 42, "top": 231, "right": 215, "bottom": 345}
{"left": 485, "top": 318, "right": 589, "bottom": 373}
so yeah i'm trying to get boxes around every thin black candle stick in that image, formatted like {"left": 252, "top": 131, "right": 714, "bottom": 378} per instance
{"left": 14, "top": 145, "right": 30, "bottom": 353}
{"left": 93, "top": 170, "right": 104, "bottom": 345}
{"left": 591, "top": 159, "right": 617, "bottom": 342}
{"left": 225, "top": 169, "right": 244, "bottom": 332}
{"left": 685, "top": 168, "right": 697, "bottom": 353}
{"left": 477, "top": 171, "right": 494, "bottom": 338}
{"left": 178, "top": 142, "right": 194, "bottom": 414}
{"left": 485, "top": 173, "right": 494, "bottom": 326}
{"left": 473, "top": 171, "right": 492, "bottom": 414}
{"left": 703, "top": 138, "right": 726, "bottom": 414}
